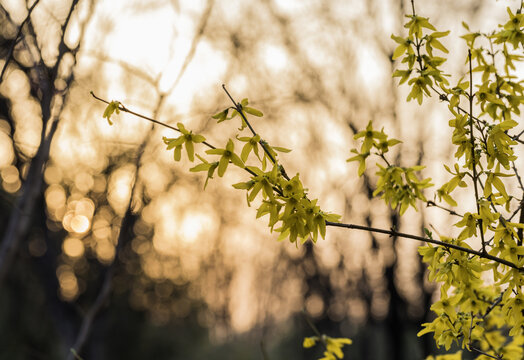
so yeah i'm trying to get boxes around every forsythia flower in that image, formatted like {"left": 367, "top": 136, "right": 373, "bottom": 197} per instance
{"left": 303, "top": 335, "right": 352, "bottom": 360}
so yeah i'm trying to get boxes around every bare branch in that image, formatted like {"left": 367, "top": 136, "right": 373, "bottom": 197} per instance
{"left": 67, "top": 142, "right": 144, "bottom": 360}
{"left": 0, "top": 0, "right": 41, "bottom": 82}
{"left": 325, "top": 221, "right": 523, "bottom": 271}
{"left": 164, "top": 0, "right": 214, "bottom": 94}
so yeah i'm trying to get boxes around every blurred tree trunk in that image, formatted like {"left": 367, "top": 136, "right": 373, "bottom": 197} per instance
{"left": 0, "top": 0, "right": 93, "bottom": 287}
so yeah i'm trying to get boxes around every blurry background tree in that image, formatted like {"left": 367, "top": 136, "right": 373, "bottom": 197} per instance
{"left": 0, "top": 0, "right": 510, "bottom": 359}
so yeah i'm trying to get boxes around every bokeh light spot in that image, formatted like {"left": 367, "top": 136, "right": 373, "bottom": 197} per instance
{"left": 305, "top": 293, "right": 325, "bottom": 318}
{"left": 57, "top": 266, "right": 79, "bottom": 301}
{"left": 261, "top": 43, "right": 288, "bottom": 72}
{"left": 45, "top": 184, "right": 66, "bottom": 210}
{"left": 63, "top": 237, "right": 85, "bottom": 258}
{"left": 96, "top": 240, "right": 115, "bottom": 263}
{"left": 180, "top": 211, "right": 213, "bottom": 243}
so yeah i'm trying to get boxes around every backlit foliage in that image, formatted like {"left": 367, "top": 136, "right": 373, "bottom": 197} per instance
{"left": 351, "top": 2, "right": 524, "bottom": 359}
{"left": 202, "top": 98, "right": 342, "bottom": 245}
{"left": 100, "top": 1, "right": 524, "bottom": 359}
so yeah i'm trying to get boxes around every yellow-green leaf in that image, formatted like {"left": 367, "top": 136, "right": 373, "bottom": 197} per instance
{"left": 102, "top": 101, "right": 120, "bottom": 125}
{"left": 244, "top": 106, "right": 263, "bottom": 117}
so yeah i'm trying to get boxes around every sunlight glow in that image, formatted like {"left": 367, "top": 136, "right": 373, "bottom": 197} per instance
{"left": 70, "top": 214, "right": 90, "bottom": 233}
{"left": 261, "top": 43, "right": 288, "bottom": 72}
{"left": 108, "top": 166, "right": 135, "bottom": 214}
{"left": 180, "top": 211, "right": 212, "bottom": 243}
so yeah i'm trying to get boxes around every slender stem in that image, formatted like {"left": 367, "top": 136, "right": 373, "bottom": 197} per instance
{"left": 90, "top": 92, "right": 265, "bottom": 181}
{"left": 467, "top": 313, "right": 475, "bottom": 350}
{"left": 513, "top": 161, "right": 524, "bottom": 192}
{"left": 325, "top": 221, "right": 523, "bottom": 271}
{"left": 481, "top": 333, "right": 503, "bottom": 360}
{"left": 221, "top": 85, "right": 290, "bottom": 180}
{"left": 302, "top": 309, "right": 323, "bottom": 339}
{"left": 512, "top": 128, "right": 524, "bottom": 143}
{"left": 91, "top": 91, "right": 523, "bottom": 272}
{"left": 69, "top": 349, "right": 85, "bottom": 360}
{"left": 481, "top": 293, "right": 503, "bottom": 320}
{"left": 431, "top": 85, "right": 489, "bottom": 129}
{"left": 302, "top": 309, "right": 329, "bottom": 350}
{"left": 469, "top": 346, "right": 501, "bottom": 360}
{"left": 426, "top": 200, "right": 462, "bottom": 217}
{"left": 467, "top": 50, "right": 486, "bottom": 254}
{"left": 222, "top": 85, "right": 258, "bottom": 138}
{"left": 508, "top": 198, "right": 524, "bottom": 221}
{"left": 90, "top": 91, "right": 217, "bottom": 149}
{"left": 512, "top": 160, "right": 524, "bottom": 245}
{"left": 379, "top": 153, "right": 392, "bottom": 167}
{"left": 518, "top": 201, "right": 524, "bottom": 247}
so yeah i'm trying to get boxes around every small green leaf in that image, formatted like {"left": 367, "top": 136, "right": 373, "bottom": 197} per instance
{"left": 230, "top": 153, "right": 245, "bottom": 168}
{"left": 206, "top": 148, "right": 225, "bottom": 155}
{"left": 185, "top": 140, "right": 195, "bottom": 162}
{"left": 217, "top": 156, "right": 229, "bottom": 177}
{"left": 244, "top": 106, "right": 263, "bottom": 117}
{"left": 174, "top": 146, "right": 182, "bottom": 161}
{"left": 272, "top": 146, "right": 291, "bottom": 153}
{"left": 212, "top": 109, "right": 229, "bottom": 122}
{"left": 177, "top": 122, "right": 188, "bottom": 134}
{"left": 233, "top": 181, "right": 254, "bottom": 190}
{"left": 192, "top": 134, "right": 206, "bottom": 143}
{"left": 166, "top": 137, "right": 184, "bottom": 149}
{"left": 190, "top": 163, "right": 210, "bottom": 172}
{"left": 102, "top": 101, "right": 121, "bottom": 125}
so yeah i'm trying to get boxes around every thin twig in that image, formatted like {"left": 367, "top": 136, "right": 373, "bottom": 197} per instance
{"left": 302, "top": 308, "right": 329, "bottom": 350}
{"left": 467, "top": 50, "right": 486, "bottom": 254}
{"left": 325, "top": 221, "right": 523, "bottom": 271}
{"left": 426, "top": 200, "right": 462, "bottom": 217}
{"left": 91, "top": 90, "right": 523, "bottom": 272}
{"left": 512, "top": 128, "right": 524, "bottom": 143}
{"left": 0, "top": 0, "right": 40, "bottom": 82}
{"left": 165, "top": 0, "right": 214, "bottom": 93}
{"left": 89, "top": 92, "right": 275, "bottom": 182}
{"left": 221, "top": 84, "right": 290, "bottom": 180}
{"left": 84, "top": 52, "right": 158, "bottom": 86}
{"left": 302, "top": 308, "right": 323, "bottom": 339}
{"left": 90, "top": 91, "right": 217, "bottom": 150}
{"left": 511, "top": 161, "right": 524, "bottom": 246}
{"left": 67, "top": 123, "right": 147, "bottom": 360}
{"left": 469, "top": 346, "right": 502, "bottom": 360}
{"left": 513, "top": 161, "right": 524, "bottom": 193}
{"left": 69, "top": 349, "right": 84, "bottom": 360}
{"left": 260, "top": 341, "right": 270, "bottom": 360}
{"left": 481, "top": 293, "right": 503, "bottom": 320}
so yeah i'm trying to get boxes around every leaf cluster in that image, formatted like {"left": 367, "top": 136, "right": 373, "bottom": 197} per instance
{"left": 372, "top": 3, "right": 524, "bottom": 359}
{"left": 97, "top": 3, "right": 524, "bottom": 358}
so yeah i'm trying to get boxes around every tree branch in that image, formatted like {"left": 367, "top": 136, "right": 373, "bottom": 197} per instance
{"left": 221, "top": 84, "right": 291, "bottom": 180}
{"left": 0, "top": 0, "right": 40, "bottom": 82}
{"left": 67, "top": 152, "right": 141, "bottom": 360}
{"left": 467, "top": 50, "right": 487, "bottom": 254}
{"left": 325, "top": 221, "right": 523, "bottom": 271}
{"left": 91, "top": 90, "right": 523, "bottom": 273}
{"left": 165, "top": 0, "right": 214, "bottom": 93}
